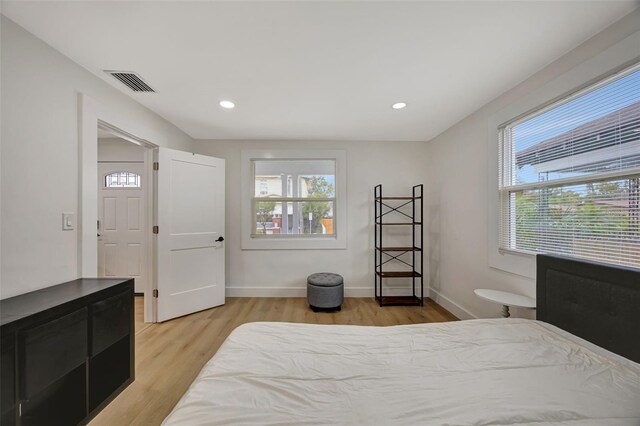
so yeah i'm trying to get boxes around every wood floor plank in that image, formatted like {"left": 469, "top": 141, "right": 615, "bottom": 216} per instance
{"left": 90, "top": 296, "right": 457, "bottom": 426}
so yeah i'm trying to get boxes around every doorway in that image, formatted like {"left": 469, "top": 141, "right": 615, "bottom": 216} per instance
{"left": 93, "top": 126, "right": 226, "bottom": 323}
{"left": 80, "top": 97, "right": 225, "bottom": 324}
{"left": 97, "top": 133, "right": 149, "bottom": 294}
{"left": 95, "top": 124, "right": 156, "bottom": 323}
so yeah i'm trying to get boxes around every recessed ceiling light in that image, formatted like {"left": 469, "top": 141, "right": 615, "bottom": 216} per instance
{"left": 392, "top": 102, "right": 407, "bottom": 110}
{"left": 219, "top": 100, "right": 235, "bottom": 109}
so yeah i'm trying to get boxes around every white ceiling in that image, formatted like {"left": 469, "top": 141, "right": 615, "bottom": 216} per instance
{"left": 3, "top": 1, "right": 637, "bottom": 141}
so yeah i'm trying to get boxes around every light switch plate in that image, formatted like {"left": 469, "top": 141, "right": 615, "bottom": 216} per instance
{"left": 62, "top": 212, "right": 74, "bottom": 230}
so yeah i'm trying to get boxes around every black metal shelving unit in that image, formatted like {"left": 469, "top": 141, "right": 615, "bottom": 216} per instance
{"left": 374, "top": 184, "right": 423, "bottom": 306}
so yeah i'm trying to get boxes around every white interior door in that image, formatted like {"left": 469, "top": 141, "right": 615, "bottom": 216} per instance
{"left": 156, "top": 148, "right": 225, "bottom": 322}
{"left": 98, "top": 163, "right": 147, "bottom": 293}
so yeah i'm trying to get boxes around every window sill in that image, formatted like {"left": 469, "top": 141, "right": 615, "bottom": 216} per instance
{"left": 488, "top": 248, "right": 536, "bottom": 279}
{"left": 251, "top": 234, "right": 336, "bottom": 239}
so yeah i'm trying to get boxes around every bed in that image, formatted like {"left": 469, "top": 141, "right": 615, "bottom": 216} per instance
{"left": 163, "top": 255, "right": 640, "bottom": 425}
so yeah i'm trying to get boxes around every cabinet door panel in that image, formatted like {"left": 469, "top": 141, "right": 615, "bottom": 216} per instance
{"left": 20, "top": 364, "right": 86, "bottom": 426}
{"left": 19, "top": 308, "right": 88, "bottom": 398}
{"left": 1, "top": 333, "right": 15, "bottom": 426}
{"left": 91, "top": 290, "right": 131, "bottom": 356}
{"left": 89, "top": 337, "right": 131, "bottom": 411}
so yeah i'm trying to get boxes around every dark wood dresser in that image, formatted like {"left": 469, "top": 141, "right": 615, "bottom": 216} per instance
{"left": 0, "top": 278, "right": 134, "bottom": 426}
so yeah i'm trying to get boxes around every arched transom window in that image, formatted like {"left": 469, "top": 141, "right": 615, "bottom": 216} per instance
{"left": 104, "top": 172, "right": 141, "bottom": 188}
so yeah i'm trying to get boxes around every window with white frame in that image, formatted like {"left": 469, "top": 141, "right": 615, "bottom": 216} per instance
{"left": 498, "top": 64, "right": 640, "bottom": 269}
{"left": 242, "top": 150, "right": 346, "bottom": 250}
{"left": 251, "top": 159, "right": 336, "bottom": 237}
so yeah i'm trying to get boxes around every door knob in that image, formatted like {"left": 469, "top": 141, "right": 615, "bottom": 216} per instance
{"left": 216, "top": 236, "right": 225, "bottom": 242}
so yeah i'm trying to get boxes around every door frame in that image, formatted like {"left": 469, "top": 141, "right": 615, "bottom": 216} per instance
{"left": 79, "top": 94, "right": 158, "bottom": 322}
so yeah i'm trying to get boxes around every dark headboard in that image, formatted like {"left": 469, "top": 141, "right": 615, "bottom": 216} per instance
{"left": 537, "top": 254, "right": 640, "bottom": 364}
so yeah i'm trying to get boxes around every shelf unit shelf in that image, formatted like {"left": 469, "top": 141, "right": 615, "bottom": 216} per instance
{"left": 377, "top": 296, "right": 423, "bottom": 306}
{"left": 374, "top": 184, "right": 424, "bottom": 307}
{"left": 377, "top": 246, "right": 422, "bottom": 252}
{"left": 376, "top": 271, "right": 422, "bottom": 278}
{"left": 375, "top": 222, "right": 422, "bottom": 226}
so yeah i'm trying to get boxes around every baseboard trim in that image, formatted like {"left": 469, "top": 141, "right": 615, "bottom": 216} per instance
{"left": 226, "top": 286, "right": 374, "bottom": 298}
{"left": 224, "top": 287, "right": 467, "bottom": 317}
{"left": 428, "top": 288, "right": 476, "bottom": 320}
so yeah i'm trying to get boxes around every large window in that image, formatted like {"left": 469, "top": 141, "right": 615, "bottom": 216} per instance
{"left": 499, "top": 64, "right": 640, "bottom": 268}
{"left": 241, "top": 150, "right": 346, "bottom": 250}
{"left": 252, "top": 159, "right": 336, "bottom": 237}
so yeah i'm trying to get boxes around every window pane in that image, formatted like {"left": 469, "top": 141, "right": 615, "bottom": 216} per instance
{"left": 299, "top": 201, "right": 334, "bottom": 234}
{"left": 299, "top": 175, "right": 335, "bottom": 198}
{"left": 254, "top": 200, "right": 278, "bottom": 234}
{"left": 104, "top": 172, "right": 141, "bottom": 188}
{"left": 254, "top": 175, "right": 284, "bottom": 197}
{"left": 509, "top": 177, "right": 640, "bottom": 268}
{"left": 253, "top": 160, "right": 335, "bottom": 199}
{"left": 252, "top": 159, "right": 337, "bottom": 239}
{"left": 507, "top": 68, "right": 640, "bottom": 186}
{"left": 254, "top": 201, "right": 335, "bottom": 236}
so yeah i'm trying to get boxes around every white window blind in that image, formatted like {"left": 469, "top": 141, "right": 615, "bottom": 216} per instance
{"left": 499, "top": 63, "right": 640, "bottom": 268}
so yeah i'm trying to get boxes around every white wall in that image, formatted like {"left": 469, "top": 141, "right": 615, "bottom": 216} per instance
{"left": 193, "top": 139, "right": 429, "bottom": 297}
{"left": 98, "top": 138, "right": 145, "bottom": 162}
{"left": 0, "top": 16, "right": 193, "bottom": 299}
{"left": 425, "top": 9, "right": 640, "bottom": 320}
{"left": 3, "top": 7, "right": 637, "bottom": 316}
{"left": 0, "top": 10, "right": 4, "bottom": 293}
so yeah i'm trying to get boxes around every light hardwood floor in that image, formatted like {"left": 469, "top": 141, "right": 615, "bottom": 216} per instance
{"left": 91, "top": 297, "right": 457, "bottom": 426}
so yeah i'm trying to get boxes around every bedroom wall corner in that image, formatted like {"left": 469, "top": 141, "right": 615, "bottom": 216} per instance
{"left": 0, "top": 16, "right": 195, "bottom": 299}
{"left": 424, "top": 8, "right": 640, "bottom": 319}
{"left": 192, "top": 139, "right": 430, "bottom": 299}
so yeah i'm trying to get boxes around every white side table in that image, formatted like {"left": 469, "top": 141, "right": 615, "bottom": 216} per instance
{"left": 474, "top": 289, "right": 536, "bottom": 318}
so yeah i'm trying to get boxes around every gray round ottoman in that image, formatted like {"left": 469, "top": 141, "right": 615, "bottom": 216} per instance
{"left": 307, "top": 273, "right": 344, "bottom": 312}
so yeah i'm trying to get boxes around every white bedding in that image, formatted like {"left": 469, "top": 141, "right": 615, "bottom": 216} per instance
{"left": 163, "top": 319, "right": 640, "bottom": 425}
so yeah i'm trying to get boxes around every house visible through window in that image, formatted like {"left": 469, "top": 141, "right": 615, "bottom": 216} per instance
{"left": 499, "top": 64, "right": 640, "bottom": 268}
{"left": 252, "top": 159, "right": 336, "bottom": 237}
{"left": 104, "top": 172, "right": 141, "bottom": 188}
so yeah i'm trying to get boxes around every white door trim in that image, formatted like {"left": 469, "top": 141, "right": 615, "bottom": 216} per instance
{"left": 79, "top": 94, "right": 158, "bottom": 322}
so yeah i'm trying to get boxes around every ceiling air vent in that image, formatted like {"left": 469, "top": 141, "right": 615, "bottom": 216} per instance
{"left": 105, "top": 70, "right": 155, "bottom": 93}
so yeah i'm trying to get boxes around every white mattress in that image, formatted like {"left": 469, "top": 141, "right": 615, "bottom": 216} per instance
{"left": 163, "top": 319, "right": 640, "bottom": 425}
